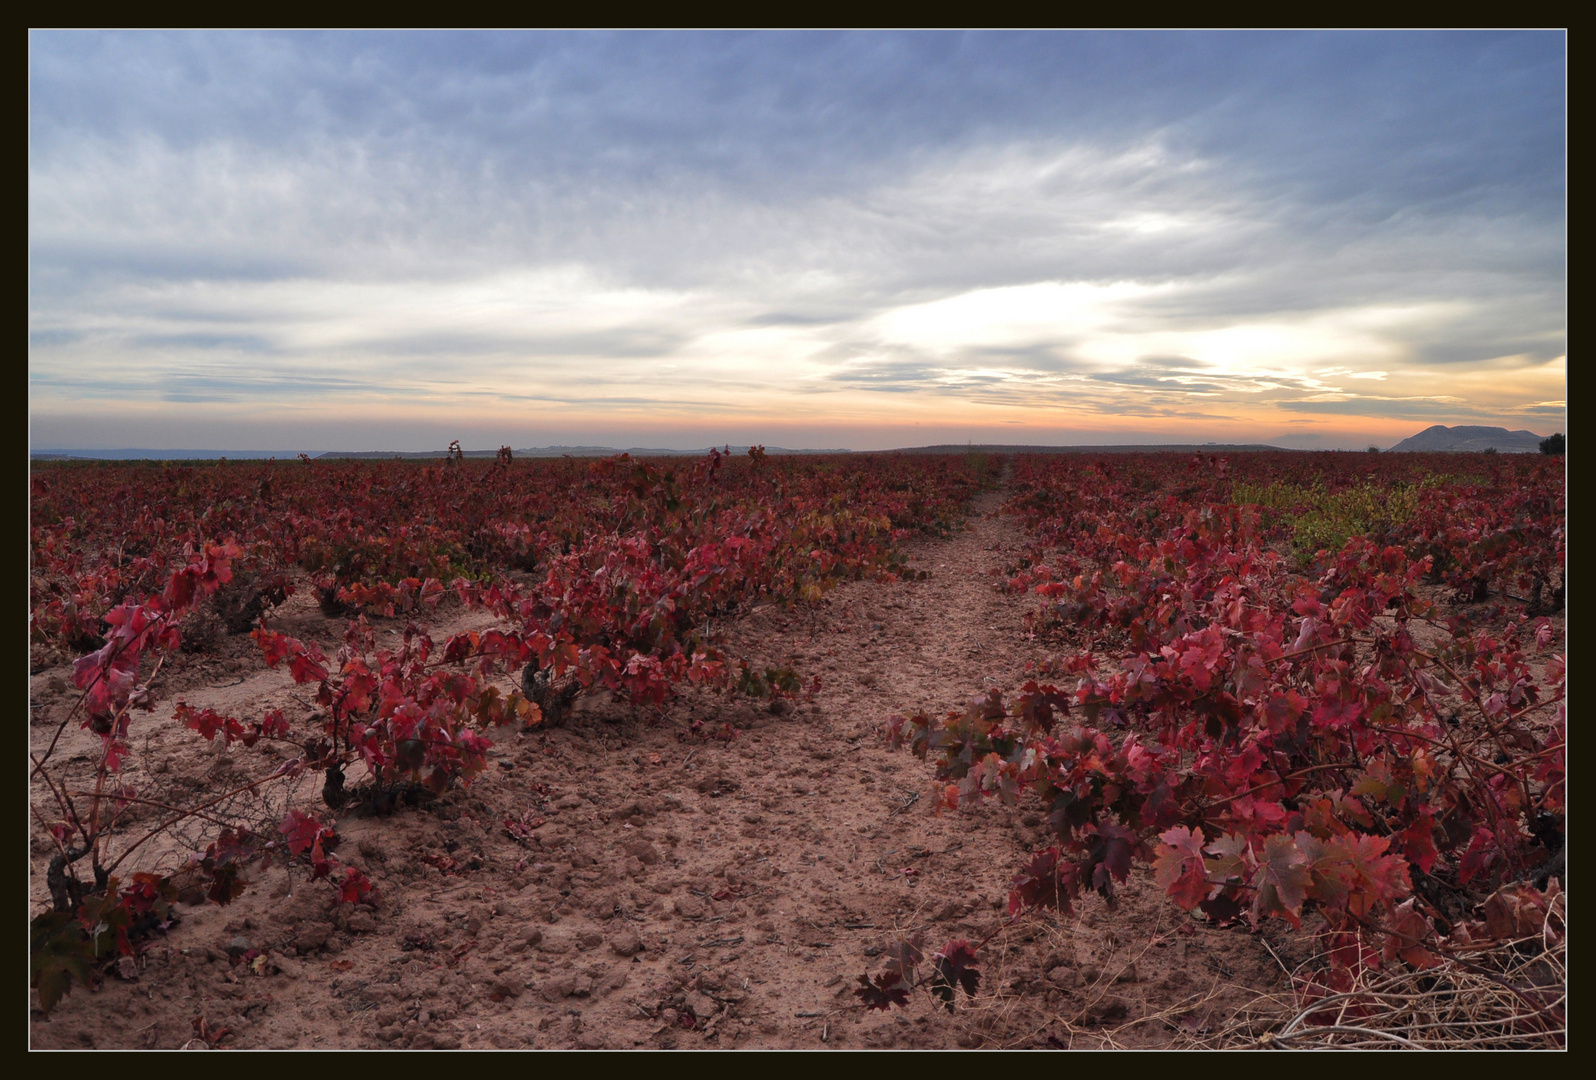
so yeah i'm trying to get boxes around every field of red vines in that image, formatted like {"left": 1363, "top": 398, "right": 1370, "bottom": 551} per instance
{"left": 29, "top": 448, "right": 1564, "bottom": 1048}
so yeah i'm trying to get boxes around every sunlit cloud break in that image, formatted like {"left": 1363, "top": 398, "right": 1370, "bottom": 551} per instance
{"left": 29, "top": 30, "right": 1565, "bottom": 452}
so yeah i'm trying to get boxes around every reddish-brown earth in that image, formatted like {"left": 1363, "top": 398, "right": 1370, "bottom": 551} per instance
{"left": 31, "top": 487, "right": 1315, "bottom": 1050}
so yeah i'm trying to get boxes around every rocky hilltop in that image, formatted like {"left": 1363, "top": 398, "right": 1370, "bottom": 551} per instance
{"left": 1388, "top": 425, "right": 1549, "bottom": 453}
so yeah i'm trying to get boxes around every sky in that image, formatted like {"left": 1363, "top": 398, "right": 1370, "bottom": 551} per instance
{"left": 29, "top": 31, "right": 1566, "bottom": 452}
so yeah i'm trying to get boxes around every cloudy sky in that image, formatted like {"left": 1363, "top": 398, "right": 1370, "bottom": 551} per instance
{"left": 29, "top": 31, "right": 1565, "bottom": 452}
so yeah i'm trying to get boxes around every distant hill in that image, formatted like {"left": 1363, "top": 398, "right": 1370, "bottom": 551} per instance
{"left": 29, "top": 448, "right": 299, "bottom": 460}
{"left": 889, "top": 443, "right": 1287, "bottom": 454}
{"left": 1386, "top": 425, "right": 1548, "bottom": 453}
{"left": 316, "top": 445, "right": 851, "bottom": 460}
{"left": 28, "top": 442, "right": 1297, "bottom": 462}
{"left": 28, "top": 445, "right": 851, "bottom": 461}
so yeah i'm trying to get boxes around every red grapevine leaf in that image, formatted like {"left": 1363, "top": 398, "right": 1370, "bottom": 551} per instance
{"left": 1382, "top": 899, "right": 1439, "bottom": 968}
{"left": 882, "top": 936, "right": 924, "bottom": 983}
{"left": 1296, "top": 832, "right": 1356, "bottom": 910}
{"left": 261, "top": 708, "right": 291, "bottom": 739}
{"left": 1397, "top": 814, "right": 1440, "bottom": 875}
{"left": 1203, "top": 832, "right": 1250, "bottom": 885}
{"left": 337, "top": 867, "right": 375, "bottom": 906}
{"left": 278, "top": 810, "right": 327, "bottom": 856}
{"left": 929, "top": 940, "right": 980, "bottom": 1010}
{"left": 1092, "top": 822, "right": 1139, "bottom": 893}
{"left": 1009, "top": 847, "right": 1079, "bottom": 916}
{"left": 855, "top": 972, "right": 911, "bottom": 1011}
{"left": 204, "top": 860, "right": 248, "bottom": 905}
{"left": 1154, "top": 826, "right": 1211, "bottom": 909}
{"left": 31, "top": 911, "right": 95, "bottom": 1017}
{"left": 251, "top": 627, "right": 296, "bottom": 667}
{"left": 288, "top": 650, "right": 329, "bottom": 685}
{"left": 175, "top": 702, "right": 233, "bottom": 742}
{"left": 102, "top": 739, "right": 129, "bottom": 772}
{"left": 1250, "top": 833, "right": 1311, "bottom": 926}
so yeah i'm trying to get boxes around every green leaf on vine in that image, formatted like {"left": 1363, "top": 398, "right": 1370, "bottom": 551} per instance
{"left": 31, "top": 911, "right": 95, "bottom": 1017}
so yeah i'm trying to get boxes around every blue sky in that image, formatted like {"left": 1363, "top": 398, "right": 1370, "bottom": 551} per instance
{"left": 29, "top": 31, "right": 1565, "bottom": 451}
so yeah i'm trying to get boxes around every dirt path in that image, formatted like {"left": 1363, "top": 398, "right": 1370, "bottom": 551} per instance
{"left": 30, "top": 482, "right": 1291, "bottom": 1049}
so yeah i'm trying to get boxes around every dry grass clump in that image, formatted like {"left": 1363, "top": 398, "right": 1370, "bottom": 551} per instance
{"left": 950, "top": 887, "right": 1565, "bottom": 1050}
{"left": 1193, "top": 889, "right": 1566, "bottom": 1051}
{"left": 843, "top": 883, "right": 1564, "bottom": 1050}
{"left": 939, "top": 906, "right": 1271, "bottom": 1050}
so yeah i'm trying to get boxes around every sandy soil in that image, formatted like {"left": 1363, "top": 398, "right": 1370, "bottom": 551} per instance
{"left": 30, "top": 487, "right": 1316, "bottom": 1050}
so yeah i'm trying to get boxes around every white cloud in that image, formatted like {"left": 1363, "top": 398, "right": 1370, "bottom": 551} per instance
{"left": 868, "top": 281, "right": 1164, "bottom": 356}
{"left": 28, "top": 33, "right": 1565, "bottom": 448}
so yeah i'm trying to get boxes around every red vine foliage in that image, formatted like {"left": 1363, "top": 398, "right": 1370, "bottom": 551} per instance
{"left": 30, "top": 450, "right": 991, "bottom": 1015}
{"left": 865, "top": 451, "right": 1563, "bottom": 1010}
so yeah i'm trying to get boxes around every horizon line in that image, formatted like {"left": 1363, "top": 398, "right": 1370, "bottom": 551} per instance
{"left": 31, "top": 440, "right": 1292, "bottom": 460}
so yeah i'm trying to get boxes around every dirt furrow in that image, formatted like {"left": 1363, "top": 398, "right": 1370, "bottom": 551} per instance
{"left": 30, "top": 483, "right": 1290, "bottom": 1049}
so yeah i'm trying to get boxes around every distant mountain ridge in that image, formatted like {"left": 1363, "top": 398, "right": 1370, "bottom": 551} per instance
{"left": 28, "top": 445, "right": 850, "bottom": 461}
{"left": 36, "top": 432, "right": 1556, "bottom": 460}
{"left": 316, "top": 445, "right": 851, "bottom": 460}
{"left": 31, "top": 442, "right": 1291, "bottom": 462}
{"left": 892, "top": 443, "right": 1286, "bottom": 454}
{"left": 29, "top": 449, "right": 300, "bottom": 460}
{"left": 1387, "top": 425, "right": 1549, "bottom": 453}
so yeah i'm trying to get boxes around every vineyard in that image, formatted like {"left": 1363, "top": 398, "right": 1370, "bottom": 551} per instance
{"left": 29, "top": 448, "right": 1564, "bottom": 1049}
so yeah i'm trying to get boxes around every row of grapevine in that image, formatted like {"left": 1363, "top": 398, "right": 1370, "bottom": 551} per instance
{"left": 864, "top": 452, "right": 1563, "bottom": 1015}
{"left": 30, "top": 450, "right": 993, "bottom": 1015}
